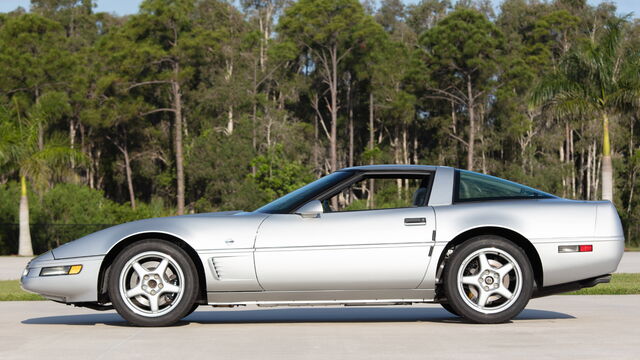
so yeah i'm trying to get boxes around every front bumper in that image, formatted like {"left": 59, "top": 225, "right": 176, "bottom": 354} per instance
{"left": 20, "top": 252, "right": 104, "bottom": 303}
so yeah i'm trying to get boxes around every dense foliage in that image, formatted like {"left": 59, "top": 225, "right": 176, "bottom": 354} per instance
{"left": 1, "top": 0, "right": 639, "bottom": 254}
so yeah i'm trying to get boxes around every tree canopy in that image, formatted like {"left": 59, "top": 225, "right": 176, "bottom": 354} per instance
{"left": 1, "top": 0, "right": 640, "bottom": 253}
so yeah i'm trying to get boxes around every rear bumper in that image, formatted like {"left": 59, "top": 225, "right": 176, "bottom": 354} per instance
{"left": 534, "top": 237, "right": 624, "bottom": 286}
{"left": 532, "top": 274, "right": 611, "bottom": 298}
{"left": 20, "top": 253, "right": 103, "bottom": 303}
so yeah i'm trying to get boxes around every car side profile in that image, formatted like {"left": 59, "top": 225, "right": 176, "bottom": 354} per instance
{"left": 21, "top": 165, "right": 624, "bottom": 326}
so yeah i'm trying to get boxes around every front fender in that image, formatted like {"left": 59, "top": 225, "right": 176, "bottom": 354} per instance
{"left": 51, "top": 212, "right": 268, "bottom": 259}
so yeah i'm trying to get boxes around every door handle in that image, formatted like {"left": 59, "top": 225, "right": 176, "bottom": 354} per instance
{"left": 404, "top": 217, "right": 426, "bottom": 226}
{"left": 225, "top": 239, "right": 235, "bottom": 245}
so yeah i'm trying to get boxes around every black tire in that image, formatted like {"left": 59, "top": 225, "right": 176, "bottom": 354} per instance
{"left": 440, "top": 302, "right": 459, "bottom": 316}
{"left": 185, "top": 303, "right": 200, "bottom": 318}
{"left": 108, "top": 239, "right": 199, "bottom": 326}
{"left": 443, "top": 236, "right": 533, "bottom": 324}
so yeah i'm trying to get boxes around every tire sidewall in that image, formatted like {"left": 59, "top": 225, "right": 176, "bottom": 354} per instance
{"left": 443, "top": 236, "right": 533, "bottom": 323}
{"left": 108, "top": 239, "right": 199, "bottom": 327}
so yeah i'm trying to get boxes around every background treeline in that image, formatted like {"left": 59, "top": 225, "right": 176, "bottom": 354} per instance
{"left": 1, "top": 0, "right": 639, "bottom": 254}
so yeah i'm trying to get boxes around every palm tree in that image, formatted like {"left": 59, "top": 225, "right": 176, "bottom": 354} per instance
{"left": 531, "top": 18, "right": 640, "bottom": 201}
{"left": 4, "top": 100, "right": 83, "bottom": 256}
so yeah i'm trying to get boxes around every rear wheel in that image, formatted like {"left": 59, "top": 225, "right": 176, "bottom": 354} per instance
{"left": 108, "top": 240, "right": 199, "bottom": 326}
{"left": 443, "top": 236, "right": 533, "bottom": 323}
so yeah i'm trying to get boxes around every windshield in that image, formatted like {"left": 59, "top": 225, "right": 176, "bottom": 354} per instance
{"left": 255, "top": 171, "right": 353, "bottom": 213}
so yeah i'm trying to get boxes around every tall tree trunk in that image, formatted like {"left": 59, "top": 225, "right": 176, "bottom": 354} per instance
{"left": 601, "top": 113, "right": 613, "bottom": 201}
{"left": 227, "top": 106, "right": 234, "bottom": 135}
{"left": 18, "top": 176, "right": 33, "bottom": 256}
{"left": 123, "top": 145, "right": 136, "bottom": 209}
{"left": 329, "top": 47, "right": 339, "bottom": 209}
{"left": 329, "top": 47, "right": 338, "bottom": 173}
{"left": 69, "top": 119, "right": 76, "bottom": 169}
{"left": 348, "top": 80, "right": 354, "bottom": 168}
{"left": 368, "top": 92, "right": 375, "bottom": 208}
{"left": 225, "top": 60, "right": 234, "bottom": 135}
{"left": 402, "top": 123, "right": 409, "bottom": 165}
{"left": 172, "top": 65, "right": 185, "bottom": 215}
{"left": 587, "top": 143, "right": 592, "bottom": 200}
{"left": 313, "top": 114, "right": 319, "bottom": 176}
{"left": 251, "top": 62, "right": 258, "bottom": 176}
{"left": 466, "top": 77, "right": 475, "bottom": 171}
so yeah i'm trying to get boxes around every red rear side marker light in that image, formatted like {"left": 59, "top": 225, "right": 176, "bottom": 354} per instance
{"left": 558, "top": 245, "right": 593, "bottom": 253}
{"left": 579, "top": 245, "right": 593, "bottom": 252}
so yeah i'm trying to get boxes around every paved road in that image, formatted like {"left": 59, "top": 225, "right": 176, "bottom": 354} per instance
{"left": 1, "top": 252, "right": 640, "bottom": 281}
{"left": 0, "top": 295, "right": 638, "bottom": 359}
{"left": 615, "top": 251, "right": 640, "bottom": 273}
{"left": 0, "top": 256, "right": 31, "bottom": 280}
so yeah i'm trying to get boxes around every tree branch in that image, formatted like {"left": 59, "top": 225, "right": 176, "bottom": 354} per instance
{"left": 140, "top": 108, "right": 176, "bottom": 116}
{"left": 125, "top": 81, "right": 173, "bottom": 91}
{"left": 448, "top": 132, "right": 469, "bottom": 147}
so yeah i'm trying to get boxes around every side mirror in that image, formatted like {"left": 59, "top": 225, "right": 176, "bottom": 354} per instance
{"left": 295, "top": 200, "right": 323, "bottom": 218}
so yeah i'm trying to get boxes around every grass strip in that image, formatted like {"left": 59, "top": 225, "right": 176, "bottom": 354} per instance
{"left": 0, "top": 280, "right": 45, "bottom": 301}
{"left": 565, "top": 273, "right": 640, "bottom": 295}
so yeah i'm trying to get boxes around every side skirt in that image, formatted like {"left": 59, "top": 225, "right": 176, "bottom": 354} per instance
{"left": 207, "top": 289, "right": 435, "bottom": 306}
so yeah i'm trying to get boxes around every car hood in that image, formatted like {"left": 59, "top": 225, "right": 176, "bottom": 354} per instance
{"left": 51, "top": 210, "right": 268, "bottom": 259}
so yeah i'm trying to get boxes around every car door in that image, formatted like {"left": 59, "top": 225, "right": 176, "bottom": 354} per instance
{"left": 254, "top": 173, "right": 436, "bottom": 291}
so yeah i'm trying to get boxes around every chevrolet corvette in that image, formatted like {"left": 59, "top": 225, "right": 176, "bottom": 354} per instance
{"left": 21, "top": 165, "right": 624, "bottom": 326}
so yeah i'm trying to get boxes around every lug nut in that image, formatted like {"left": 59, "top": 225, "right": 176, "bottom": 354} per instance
{"left": 154, "top": 274, "right": 160, "bottom": 280}
{"left": 159, "top": 283, "right": 163, "bottom": 289}
{"left": 151, "top": 290, "right": 156, "bottom": 295}
{"left": 144, "top": 275, "right": 149, "bottom": 280}
{"left": 484, "top": 286, "right": 489, "bottom": 291}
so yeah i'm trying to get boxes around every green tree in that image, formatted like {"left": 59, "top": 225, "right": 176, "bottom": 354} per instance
{"left": 2, "top": 98, "right": 82, "bottom": 256}
{"left": 419, "top": 9, "right": 505, "bottom": 170}
{"left": 532, "top": 18, "right": 640, "bottom": 201}
{"left": 277, "top": 0, "right": 383, "bottom": 175}
{"left": 102, "top": 0, "right": 198, "bottom": 215}
{"left": 250, "top": 144, "right": 314, "bottom": 199}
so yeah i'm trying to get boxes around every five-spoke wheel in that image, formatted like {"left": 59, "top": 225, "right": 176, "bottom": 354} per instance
{"left": 109, "top": 240, "right": 199, "bottom": 326}
{"left": 443, "top": 236, "right": 533, "bottom": 323}
{"left": 119, "top": 251, "right": 185, "bottom": 316}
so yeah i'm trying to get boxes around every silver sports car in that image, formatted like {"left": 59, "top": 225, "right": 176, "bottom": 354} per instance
{"left": 21, "top": 165, "right": 624, "bottom": 326}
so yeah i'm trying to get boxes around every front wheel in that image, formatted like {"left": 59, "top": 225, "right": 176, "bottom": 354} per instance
{"left": 108, "top": 239, "right": 199, "bottom": 326}
{"left": 443, "top": 236, "right": 533, "bottom": 323}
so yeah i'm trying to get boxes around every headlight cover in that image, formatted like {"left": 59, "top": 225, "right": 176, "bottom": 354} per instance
{"left": 40, "top": 265, "right": 83, "bottom": 276}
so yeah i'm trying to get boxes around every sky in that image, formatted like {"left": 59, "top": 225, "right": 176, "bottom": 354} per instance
{"left": 0, "top": 0, "right": 637, "bottom": 18}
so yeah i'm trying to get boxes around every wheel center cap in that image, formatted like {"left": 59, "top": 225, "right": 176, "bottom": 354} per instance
{"left": 485, "top": 277, "right": 494, "bottom": 285}
{"left": 148, "top": 279, "right": 158, "bottom": 288}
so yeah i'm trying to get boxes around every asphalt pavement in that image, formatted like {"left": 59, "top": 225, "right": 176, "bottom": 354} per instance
{"left": 0, "top": 295, "right": 638, "bottom": 359}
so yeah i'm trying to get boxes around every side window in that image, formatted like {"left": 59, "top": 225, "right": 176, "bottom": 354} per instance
{"left": 322, "top": 174, "right": 431, "bottom": 212}
{"left": 456, "top": 170, "right": 551, "bottom": 202}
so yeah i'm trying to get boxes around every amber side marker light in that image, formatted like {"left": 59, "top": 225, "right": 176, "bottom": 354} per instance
{"left": 558, "top": 245, "right": 593, "bottom": 253}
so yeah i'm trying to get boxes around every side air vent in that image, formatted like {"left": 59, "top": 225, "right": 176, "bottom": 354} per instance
{"left": 209, "top": 254, "right": 254, "bottom": 281}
